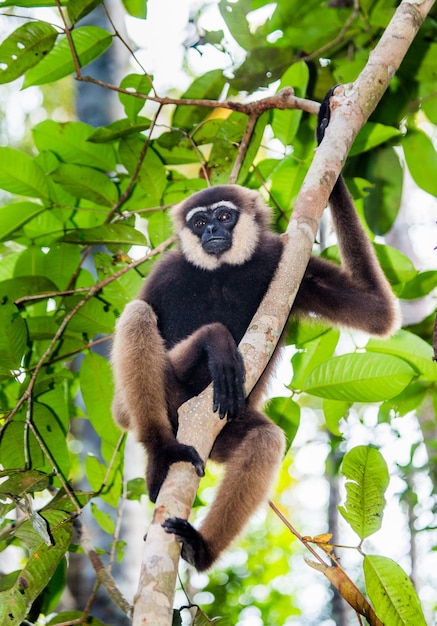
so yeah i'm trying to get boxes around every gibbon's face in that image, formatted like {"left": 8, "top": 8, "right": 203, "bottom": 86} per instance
{"left": 185, "top": 201, "right": 239, "bottom": 256}
{"left": 171, "top": 185, "right": 272, "bottom": 271}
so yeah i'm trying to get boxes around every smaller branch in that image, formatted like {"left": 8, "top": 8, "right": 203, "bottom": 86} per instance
{"left": 303, "top": 2, "right": 359, "bottom": 62}
{"left": 76, "top": 77, "right": 319, "bottom": 117}
{"left": 109, "top": 480, "right": 128, "bottom": 571}
{"left": 269, "top": 501, "right": 327, "bottom": 566}
{"left": 269, "top": 502, "right": 383, "bottom": 626}
{"left": 228, "top": 112, "right": 258, "bottom": 184}
{"left": 96, "top": 433, "right": 126, "bottom": 498}
{"left": 105, "top": 104, "right": 164, "bottom": 223}
{"left": 103, "top": 4, "right": 155, "bottom": 95}
{"left": 82, "top": 526, "right": 133, "bottom": 617}
{"left": 27, "top": 420, "right": 82, "bottom": 516}
{"left": 54, "top": 0, "right": 82, "bottom": 78}
{"left": 15, "top": 286, "right": 92, "bottom": 305}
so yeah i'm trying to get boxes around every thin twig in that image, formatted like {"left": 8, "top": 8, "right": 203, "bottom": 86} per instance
{"left": 228, "top": 112, "right": 259, "bottom": 184}
{"left": 54, "top": 0, "right": 82, "bottom": 77}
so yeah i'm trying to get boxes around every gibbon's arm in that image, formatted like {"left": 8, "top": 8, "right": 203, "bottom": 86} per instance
{"left": 168, "top": 322, "right": 246, "bottom": 420}
{"left": 293, "top": 91, "right": 400, "bottom": 337}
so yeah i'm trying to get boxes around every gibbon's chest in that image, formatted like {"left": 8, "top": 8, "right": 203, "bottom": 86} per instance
{"left": 143, "top": 236, "right": 283, "bottom": 348}
{"left": 169, "top": 268, "right": 258, "bottom": 342}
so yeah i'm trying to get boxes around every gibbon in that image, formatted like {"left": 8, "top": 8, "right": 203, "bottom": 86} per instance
{"left": 111, "top": 89, "right": 399, "bottom": 571}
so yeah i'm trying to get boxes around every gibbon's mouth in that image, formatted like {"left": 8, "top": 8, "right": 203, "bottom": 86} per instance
{"left": 202, "top": 237, "right": 231, "bottom": 255}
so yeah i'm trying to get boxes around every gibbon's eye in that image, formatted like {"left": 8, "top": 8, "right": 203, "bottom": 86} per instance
{"left": 194, "top": 218, "right": 206, "bottom": 229}
{"left": 217, "top": 211, "right": 232, "bottom": 222}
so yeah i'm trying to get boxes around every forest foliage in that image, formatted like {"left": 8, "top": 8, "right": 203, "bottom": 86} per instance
{"left": 0, "top": 0, "right": 437, "bottom": 624}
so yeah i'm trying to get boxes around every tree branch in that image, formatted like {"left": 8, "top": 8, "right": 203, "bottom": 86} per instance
{"left": 132, "top": 1, "right": 435, "bottom": 624}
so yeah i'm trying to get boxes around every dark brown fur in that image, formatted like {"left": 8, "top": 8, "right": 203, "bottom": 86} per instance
{"left": 111, "top": 100, "right": 400, "bottom": 571}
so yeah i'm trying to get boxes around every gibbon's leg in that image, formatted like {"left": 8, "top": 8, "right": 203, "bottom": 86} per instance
{"left": 163, "top": 411, "right": 285, "bottom": 571}
{"left": 168, "top": 322, "right": 246, "bottom": 421}
{"left": 111, "top": 300, "right": 204, "bottom": 502}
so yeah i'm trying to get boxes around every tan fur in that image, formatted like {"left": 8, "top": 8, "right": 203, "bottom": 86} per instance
{"left": 111, "top": 300, "right": 172, "bottom": 443}
{"left": 178, "top": 210, "right": 261, "bottom": 270}
{"left": 202, "top": 420, "right": 285, "bottom": 558}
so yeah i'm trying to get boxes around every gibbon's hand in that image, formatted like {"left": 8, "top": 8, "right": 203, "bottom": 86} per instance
{"left": 316, "top": 84, "right": 339, "bottom": 146}
{"left": 208, "top": 346, "right": 246, "bottom": 421}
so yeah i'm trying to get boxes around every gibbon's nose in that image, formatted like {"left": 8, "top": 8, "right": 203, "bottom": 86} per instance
{"left": 206, "top": 224, "right": 217, "bottom": 234}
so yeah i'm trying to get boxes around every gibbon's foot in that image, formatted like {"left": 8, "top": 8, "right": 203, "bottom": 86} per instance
{"left": 147, "top": 443, "right": 205, "bottom": 503}
{"left": 162, "top": 517, "right": 213, "bottom": 571}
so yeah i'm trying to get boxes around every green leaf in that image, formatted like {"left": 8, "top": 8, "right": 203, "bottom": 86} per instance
{"left": 98, "top": 259, "right": 143, "bottom": 310}
{"left": 172, "top": 69, "right": 225, "bottom": 130}
{"left": 65, "top": 297, "right": 116, "bottom": 335}
{"left": 399, "top": 270, "right": 437, "bottom": 300}
{"left": 303, "top": 353, "right": 416, "bottom": 402}
{"left": 91, "top": 502, "right": 115, "bottom": 534}
{"left": 0, "top": 302, "right": 28, "bottom": 373}
{"left": 126, "top": 477, "right": 147, "bottom": 501}
{"left": 47, "top": 611, "right": 106, "bottom": 625}
{"left": 33, "top": 120, "right": 117, "bottom": 171}
{"left": 367, "top": 329, "right": 437, "bottom": 382}
{"left": 51, "top": 163, "right": 119, "bottom": 207}
{"left": 364, "top": 555, "right": 427, "bottom": 626}
{"left": 0, "top": 470, "right": 50, "bottom": 497}
{"left": 85, "top": 454, "right": 122, "bottom": 506}
{"left": 60, "top": 223, "right": 147, "bottom": 245}
{"left": 0, "top": 402, "right": 70, "bottom": 478}
{"left": 219, "top": 0, "right": 252, "bottom": 49}
{"left": 338, "top": 446, "right": 389, "bottom": 540}
{"left": 374, "top": 244, "right": 417, "bottom": 286}
{"left": 23, "top": 26, "right": 113, "bottom": 87}
{"left": 323, "top": 399, "right": 349, "bottom": 437}
{"left": 0, "top": 147, "right": 49, "bottom": 199}
{"left": 379, "top": 383, "right": 428, "bottom": 422}
{"left": 88, "top": 117, "right": 152, "bottom": 143}
{"left": 271, "top": 61, "right": 309, "bottom": 145}
{"left": 121, "top": 0, "right": 147, "bottom": 19}
{"left": 147, "top": 209, "right": 172, "bottom": 247}
{"left": 0, "top": 202, "right": 46, "bottom": 241}
{"left": 266, "top": 396, "right": 300, "bottom": 446}
{"left": 290, "top": 328, "right": 339, "bottom": 391}
{"left": 350, "top": 123, "right": 402, "bottom": 156}
{"left": 0, "top": 510, "right": 73, "bottom": 626}
{"left": 67, "top": 0, "right": 104, "bottom": 24}
{"left": 402, "top": 129, "right": 437, "bottom": 196}
{"left": 206, "top": 110, "right": 266, "bottom": 185}
{"left": 119, "top": 74, "right": 152, "bottom": 120}
{"left": 0, "top": 22, "right": 58, "bottom": 84}
{"left": 31, "top": 403, "right": 70, "bottom": 480}
{"left": 363, "top": 147, "right": 402, "bottom": 235}
{"left": 13, "top": 245, "right": 82, "bottom": 293}
{"left": 80, "top": 353, "right": 122, "bottom": 452}
{"left": 119, "top": 137, "right": 166, "bottom": 205}
{"left": 0, "top": 419, "right": 40, "bottom": 470}
{"left": 0, "top": 0, "right": 63, "bottom": 5}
